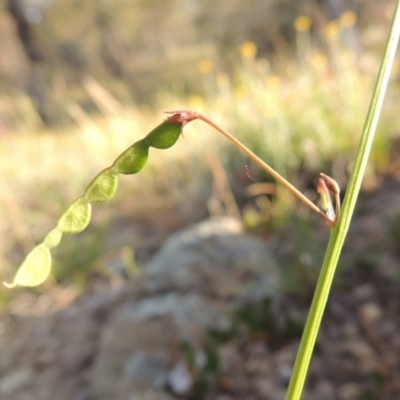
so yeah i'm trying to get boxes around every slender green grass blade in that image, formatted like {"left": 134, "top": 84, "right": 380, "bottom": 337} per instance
{"left": 286, "top": 2, "right": 400, "bottom": 399}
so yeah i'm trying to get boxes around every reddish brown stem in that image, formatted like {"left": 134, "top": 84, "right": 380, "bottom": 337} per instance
{"left": 165, "top": 110, "right": 340, "bottom": 227}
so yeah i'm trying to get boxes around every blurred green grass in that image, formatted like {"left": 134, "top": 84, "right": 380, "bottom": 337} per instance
{"left": 1, "top": 13, "right": 399, "bottom": 298}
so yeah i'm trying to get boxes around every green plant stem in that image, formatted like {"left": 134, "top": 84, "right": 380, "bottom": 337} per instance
{"left": 285, "top": 2, "right": 400, "bottom": 399}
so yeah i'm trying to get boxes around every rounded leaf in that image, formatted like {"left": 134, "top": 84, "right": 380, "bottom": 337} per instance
{"left": 57, "top": 198, "right": 91, "bottom": 234}
{"left": 43, "top": 228, "right": 63, "bottom": 248}
{"left": 4, "top": 245, "right": 51, "bottom": 287}
{"left": 113, "top": 140, "right": 149, "bottom": 175}
{"left": 146, "top": 121, "right": 182, "bottom": 149}
{"left": 85, "top": 168, "right": 118, "bottom": 203}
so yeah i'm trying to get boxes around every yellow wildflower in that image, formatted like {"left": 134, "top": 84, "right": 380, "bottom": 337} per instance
{"left": 294, "top": 16, "right": 312, "bottom": 32}
{"left": 238, "top": 41, "right": 257, "bottom": 58}
{"left": 198, "top": 59, "right": 214, "bottom": 74}
{"left": 310, "top": 53, "right": 327, "bottom": 71}
{"left": 340, "top": 11, "right": 357, "bottom": 27}
{"left": 324, "top": 20, "right": 340, "bottom": 39}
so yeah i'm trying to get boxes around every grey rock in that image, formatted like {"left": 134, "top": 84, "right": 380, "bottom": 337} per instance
{"left": 91, "top": 217, "right": 282, "bottom": 399}
{"left": 128, "top": 389, "right": 176, "bottom": 400}
{"left": 338, "top": 383, "right": 362, "bottom": 400}
{"left": 140, "top": 216, "right": 282, "bottom": 300}
{"left": 358, "top": 302, "right": 382, "bottom": 322}
{"left": 313, "top": 380, "right": 335, "bottom": 400}
{"left": 0, "top": 368, "right": 33, "bottom": 395}
{"left": 167, "top": 360, "right": 193, "bottom": 395}
{"left": 91, "top": 292, "right": 231, "bottom": 398}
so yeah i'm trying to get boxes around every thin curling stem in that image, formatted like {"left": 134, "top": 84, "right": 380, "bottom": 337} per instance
{"left": 196, "top": 112, "right": 336, "bottom": 227}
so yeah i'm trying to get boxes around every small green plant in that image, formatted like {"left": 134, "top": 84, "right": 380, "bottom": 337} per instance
{"left": 180, "top": 340, "right": 220, "bottom": 399}
{"left": 235, "top": 296, "right": 277, "bottom": 335}
{"left": 388, "top": 212, "right": 400, "bottom": 250}
{"left": 4, "top": 111, "right": 340, "bottom": 288}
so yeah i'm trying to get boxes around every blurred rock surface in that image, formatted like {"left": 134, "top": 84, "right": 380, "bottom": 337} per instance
{"left": 0, "top": 216, "right": 283, "bottom": 400}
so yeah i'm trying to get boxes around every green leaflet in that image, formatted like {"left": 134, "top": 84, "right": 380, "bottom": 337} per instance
{"left": 85, "top": 167, "right": 118, "bottom": 203}
{"left": 43, "top": 228, "right": 63, "bottom": 248}
{"left": 4, "top": 118, "right": 184, "bottom": 288}
{"left": 4, "top": 245, "right": 51, "bottom": 288}
{"left": 57, "top": 198, "right": 91, "bottom": 234}
{"left": 113, "top": 140, "right": 149, "bottom": 174}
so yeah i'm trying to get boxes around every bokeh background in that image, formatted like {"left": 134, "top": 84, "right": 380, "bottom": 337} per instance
{"left": 0, "top": 0, "right": 400, "bottom": 399}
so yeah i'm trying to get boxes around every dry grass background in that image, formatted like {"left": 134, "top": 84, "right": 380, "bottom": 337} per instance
{"left": 0, "top": 1, "right": 399, "bottom": 298}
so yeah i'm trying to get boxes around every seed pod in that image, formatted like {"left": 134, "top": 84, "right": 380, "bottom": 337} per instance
{"left": 85, "top": 168, "right": 118, "bottom": 203}
{"left": 4, "top": 245, "right": 51, "bottom": 288}
{"left": 57, "top": 198, "right": 91, "bottom": 234}
{"left": 4, "top": 116, "right": 187, "bottom": 287}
